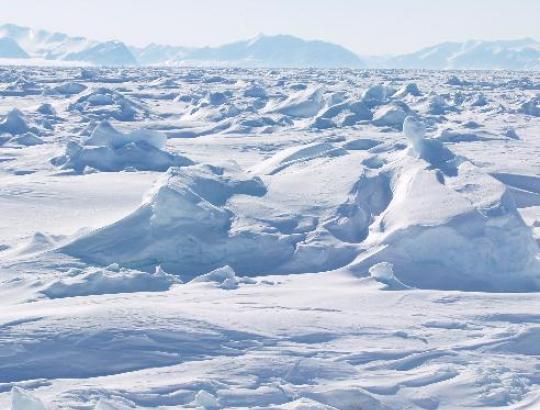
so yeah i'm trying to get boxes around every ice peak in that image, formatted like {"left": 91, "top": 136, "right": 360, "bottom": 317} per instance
{"left": 403, "top": 115, "right": 426, "bottom": 156}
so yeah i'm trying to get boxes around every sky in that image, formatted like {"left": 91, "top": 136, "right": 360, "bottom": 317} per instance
{"left": 0, "top": 0, "right": 539, "bottom": 55}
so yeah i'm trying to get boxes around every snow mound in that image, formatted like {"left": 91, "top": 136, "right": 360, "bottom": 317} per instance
{"left": 52, "top": 121, "right": 193, "bottom": 173}
{"left": 447, "top": 75, "right": 471, "bottom": 86}
{"left": 243, "top": 83, "right": 267, "bottom": 98}
{"left": 266, "top": 87, "right": 326, "bottom": 118}
{"left": 6, "top": 132, "right": 44, "bottom": 147}
{"left": 0, "top": 108, "right": 31, "bottom": 135}
{"left": 361, "top": 84, "right": 396, "bottom": 108}
{"left": 11, "top": 387, "right": 46, "bottom": 410}
{"left": 471, "top": 93, "right": 488, "bottom": 107}
{"left": 349, "top": 116, "right": 539, "bottom": 291}
{"left": 505, "top": 127, "right": 520, "bottom": 140}
{"left": 41, "top": 266, "right": 179, "bottom": 298}
{"left": 426, "top": 95, "right": 453, "bottom": 115}
{"left": 372, "top": 103, "right": 409, "bottom": 129}
{"left": 56, "top": 113, "right": 538, "bottom": 291}
{"left": 83, "top": 120, "right": 166, "bottom": 149}
{"left": 69, "top": 87, "right": 146, "bottom": 121}
{"left": 393, "top": 83, "right": 421, "bottom": 98}
{"left": 60, "top": 163, "right": 293, "bottom": 276}
{"left": 36, "top": 103, "right": 56, "bottom": 116}
{"left": 519, "top": 97, "right": 540, "bottom": 117}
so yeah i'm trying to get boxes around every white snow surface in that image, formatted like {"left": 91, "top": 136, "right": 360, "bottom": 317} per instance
{"left": 0, "top": 66, "right": 540, "bottom": 409}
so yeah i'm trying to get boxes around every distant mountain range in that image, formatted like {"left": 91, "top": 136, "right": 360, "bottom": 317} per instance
{"left": 380, "top": 38, "right": 540, "bottom": 71}
{"left": 0, "top": 23, "right": 539, "bottom": 70}
{"left": 131, "top": 34, "right": 363, "bottom": 68}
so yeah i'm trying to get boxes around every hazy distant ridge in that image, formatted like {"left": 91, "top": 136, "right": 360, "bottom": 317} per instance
{"left": 0, "top": 23, "right": 539, "bottom": 69}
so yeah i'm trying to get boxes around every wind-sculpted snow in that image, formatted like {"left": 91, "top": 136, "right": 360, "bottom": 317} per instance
{"left": 61, "top": 163, "right": 300, "bottom": 276}
{"left": 0, "top": 66, "right": 540, "bottom": 409}
{"left": 349, "top": 116, "right": 539, "bottom": 291}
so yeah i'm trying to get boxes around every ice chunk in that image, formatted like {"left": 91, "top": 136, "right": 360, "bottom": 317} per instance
{"left": 8, "top": 132, "right": 44, "bottom": 146}
{"left": 84, "top": 121, "right": 166, "bottom": 150}
{"left": 372, "top": 103, "right": 409, "bottom": 129}
{"left": 46, "top": 82, "right": 87, "bottom": 95}
{"left": 519, "top": 97, "right": 540, "bottom": 117}
{"left": 394, "top": 83, "right": 421, "bottom": 98}
{"left": 69, "top": 87, "right": 146, "bottom": 121}
{"left": 36, "top": 103, "right": 56, "bottom": 116}
{"left": 52, "top": 121, "right": 192, "bottom": 173}
{"left": 0, "top": 108, "right": 30, "bottom": 135}
{"left": 243, "top": 83, "right": 267, "bottom": 98}
{"left": 403, "top": 115, "right": 426, "bottom": 156}
{"left": 41, "top": 267, "right": 180, "bottom": 298}
{"left": 190, "top": 265, "right": 239, "bottom": 289}
{"left": 427, "top": 95, "right": 452, "bottom": 115}
{"left": 369, "top": 262, "right": 409, "bottom": 289}
{"left": 446, "top": 75, "right": 471, "bottom": 86}
{"left": 193, "top": 390, "right": 219, "bottom": 409}
{"left": 369, "top": 262, "right": 395, "bottom": 282}
{"left": 361, "top": 84, "right": 396, "bottom": 108}
{"left": 11, "top": 387, "right": 46, "bottom": 410}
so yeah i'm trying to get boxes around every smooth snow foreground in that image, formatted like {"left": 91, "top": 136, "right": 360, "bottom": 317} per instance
{"left": 0, "top": 66, "right": 539, "bottom": 409}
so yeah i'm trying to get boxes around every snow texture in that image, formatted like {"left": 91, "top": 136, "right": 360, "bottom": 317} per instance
{"left": 0, "top": 66, "right": 539, "bottom": 410}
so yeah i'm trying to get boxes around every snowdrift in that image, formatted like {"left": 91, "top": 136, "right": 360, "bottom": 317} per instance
{"left": 0, "top": 108, "right": 45, "bottom": 146}
{"left": 266, "top": 87, "right": 326, "bottom": 118}
{"left": 60, "top": 163, "right": 296, "bottom": 277}
{"left": 58, "top": 113, "right": 539, "bottom": 291}
{"left": 349, "top": 116, "right": 540, "bottom": 291}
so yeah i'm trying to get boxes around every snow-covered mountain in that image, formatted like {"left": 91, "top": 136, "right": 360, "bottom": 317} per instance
{"left": 1, "top": 23, "right": 540, "bottom": 70}
{"left": 64, "top": 41, "right": 137, "bottom": 66}
{"left": 0, "top": 37, "right": 29, "bottom": 58}
{"left": 0, "top": 23, "right": 135, "bottom": 65}
{"left": 133, "top": 34, "right": 363, "bottom": 68}
{"left": 179, "top": 34, "right": 364, "bottom": 68}
{"left": 383, "top": 38, "right": 540, "bottom": 70}
{"left": 0, "top": 24, "right": 362, "bottom": 68}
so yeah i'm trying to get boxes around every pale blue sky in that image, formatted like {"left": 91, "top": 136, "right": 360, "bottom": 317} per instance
{"left": 1, "top": 0, "right": 539, "bottom": 54}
